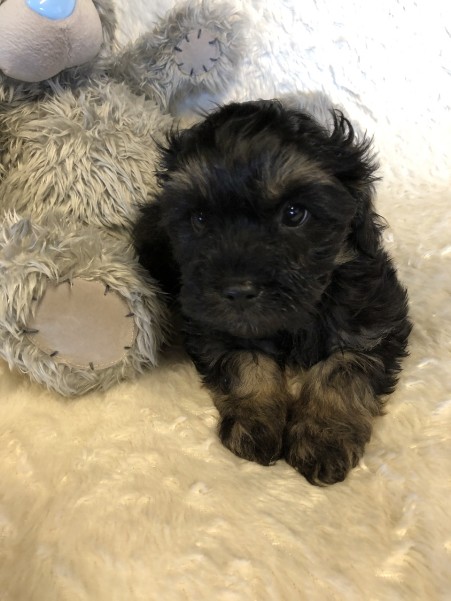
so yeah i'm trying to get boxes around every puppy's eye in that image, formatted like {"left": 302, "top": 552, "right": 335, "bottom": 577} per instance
{"left": 191, "top": 211, "right": 207, "bottom": 233}
{"left": 280, "top": 203, "right": 309, "bottom": 228}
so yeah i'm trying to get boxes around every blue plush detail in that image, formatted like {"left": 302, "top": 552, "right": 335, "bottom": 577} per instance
{"left": 27, "top": 0, "right": 76, "bottom": 20}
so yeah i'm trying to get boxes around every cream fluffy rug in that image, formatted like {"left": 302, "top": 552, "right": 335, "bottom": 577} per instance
{"left": 1, "top": 1, "right": 451, "bottom": 599}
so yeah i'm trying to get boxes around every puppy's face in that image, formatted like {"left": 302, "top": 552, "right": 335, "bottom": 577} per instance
{"left": 151, "top": 101, "right": 378, "bottom": 339}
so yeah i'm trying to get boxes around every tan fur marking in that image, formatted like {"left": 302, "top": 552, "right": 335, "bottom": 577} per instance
{"left": 211, "top": 352, "right": 289, "bottom": 465}
{"left": 212, "top": 351, "right": 289, "bottom": 415}
{"left": 263, "top": 152, "right": 333, "bottom": 201}
{"left": 301, "top": 351, "right": 384, "bottom": 420}
{"left": 284, "top": 352, "right": 384, "bottom": 483}
{"left": 285, "top": 365, "right": 308, "bottom": 398}
{"left": 234, "top": 352, "right": 283, "bottom": 397}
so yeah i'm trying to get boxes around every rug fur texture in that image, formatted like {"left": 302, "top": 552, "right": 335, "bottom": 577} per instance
{"left": 1, "top": 1, "right": 451, "bottom": 599}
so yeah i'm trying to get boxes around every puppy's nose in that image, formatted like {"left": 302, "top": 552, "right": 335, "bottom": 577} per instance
{"left": 222, "top": 281, "right": 260, "bottom": 302}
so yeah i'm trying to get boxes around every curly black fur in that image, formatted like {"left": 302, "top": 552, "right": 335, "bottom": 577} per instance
{"left": 134, "top": 100, "right": 411, "bottom": 485}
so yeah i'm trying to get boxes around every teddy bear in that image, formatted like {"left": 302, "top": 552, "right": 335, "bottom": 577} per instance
{"left": 0, "top": 0, "right": 246, "bottom": 396}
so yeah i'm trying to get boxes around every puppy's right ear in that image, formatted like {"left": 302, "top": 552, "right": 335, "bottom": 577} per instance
{"left": 133, "top": 201, "right": 181, "bottom": 297}
{"left": 325, "top": 111, "right": 384, "bottom": 258}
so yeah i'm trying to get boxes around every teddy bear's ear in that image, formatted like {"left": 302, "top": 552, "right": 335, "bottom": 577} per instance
{"left": 326, "top": 111, "right": 384, "bottom": 257}
{"left": 133, "top": 201, "right": 181, "bottom": 297}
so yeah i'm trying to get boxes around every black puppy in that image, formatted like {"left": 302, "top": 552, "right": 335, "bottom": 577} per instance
{"left": 134, "top": 100, "right": 411, "bottom": 485}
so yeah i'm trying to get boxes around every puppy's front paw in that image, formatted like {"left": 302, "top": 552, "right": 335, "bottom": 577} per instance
{"left": 284, "top": 421, "right": 364, "bottom": 485}
{"left": 219, "top": 415, "right": 283, "bottom": 466}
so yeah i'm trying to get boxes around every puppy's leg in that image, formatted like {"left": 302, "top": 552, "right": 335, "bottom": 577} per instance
{"left": 285, "top": 352, "right": 385, "bottom": 485}
{"left": 203, "top": 352, "right": 289, "bottom": 466}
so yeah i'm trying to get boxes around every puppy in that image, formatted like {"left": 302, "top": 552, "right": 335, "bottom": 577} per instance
{"left": 134, "top": 99, "right": 411, "bottom": 485}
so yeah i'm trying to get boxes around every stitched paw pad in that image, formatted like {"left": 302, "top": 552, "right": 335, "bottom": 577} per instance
{"left": 174, "top": 28, "right": 221, "bottom": 77}
{"left": 26, "top": 278, "right": 136, "bottom": 370}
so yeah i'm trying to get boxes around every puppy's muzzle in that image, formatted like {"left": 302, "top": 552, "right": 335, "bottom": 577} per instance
{"left": 222, "top": 279, "right": 261, "bottom": 306}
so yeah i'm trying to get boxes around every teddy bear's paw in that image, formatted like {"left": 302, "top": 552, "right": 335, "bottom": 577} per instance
{"left": 25, "top": 278, "right": 136, "bottom": 372}
{"left": 0, "top": 214, "right": 169, "bottom": 396}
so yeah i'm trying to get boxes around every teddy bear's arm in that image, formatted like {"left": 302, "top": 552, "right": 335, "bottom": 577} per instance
{"left": 109, "top": 1, "right": 247, "bottom": 113}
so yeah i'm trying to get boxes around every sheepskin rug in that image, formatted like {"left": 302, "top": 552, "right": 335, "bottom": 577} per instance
{"left": 1, "top": 1, "right": 450, "bottom": 599}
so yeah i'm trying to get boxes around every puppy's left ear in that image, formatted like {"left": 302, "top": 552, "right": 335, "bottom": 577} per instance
{"left": 328, "top": 111, "right": 384, "bottom": 256}
{"left": 133, "top": 201, "right": 181, "bottom": 297}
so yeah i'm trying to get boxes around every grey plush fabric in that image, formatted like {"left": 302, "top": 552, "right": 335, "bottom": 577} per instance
{"left": 0, "top": 0, "right": 247, "bottom": 395}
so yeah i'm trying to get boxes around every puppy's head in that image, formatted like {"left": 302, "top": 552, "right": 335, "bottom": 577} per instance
{"left": 138, "top": 100, "right": 380, "bottom": 339}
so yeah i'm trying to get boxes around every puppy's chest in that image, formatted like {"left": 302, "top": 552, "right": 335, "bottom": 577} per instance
{"left": 236, "top": 329, "right": 328, "bottom": 370}
{"left": 235, "top": 336, "right": 286, "bottom": 360}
